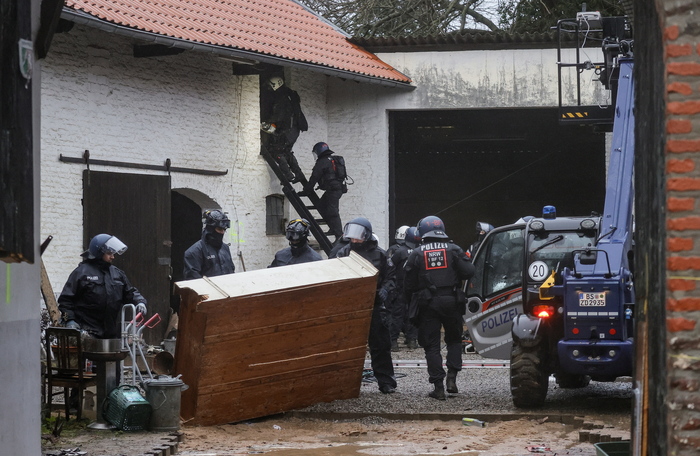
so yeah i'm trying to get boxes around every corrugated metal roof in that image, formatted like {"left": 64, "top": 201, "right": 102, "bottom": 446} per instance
{"left": 63, "top": 0, "right": 412, "bottom": 87}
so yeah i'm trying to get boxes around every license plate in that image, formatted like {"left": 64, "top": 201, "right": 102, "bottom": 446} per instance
{"left": 578, "top": 292, "right": 606, "bottom": 307}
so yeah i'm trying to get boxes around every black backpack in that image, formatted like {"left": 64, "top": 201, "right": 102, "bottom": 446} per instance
{"left": 331, "top": 155, "right": 350, "bottom": 193}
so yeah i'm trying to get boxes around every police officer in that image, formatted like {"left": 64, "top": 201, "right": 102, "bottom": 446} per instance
{"left": 404, "top": 216, "right": 474, "bottom": 400}
{"left": 269, "top": 218, "right": 322, "bottom": 267}
{"left": 183, "top": 210, "right": 235, "bottom": 279}
{"left": 400, "top": 227, "right": 422, "bottom": 349}
{"left": 260, "top": 76, "right": 306, "bottom": 183}
{"left": 300, "top": 142, "right": 344, "bottom": 240}
{"left": 58, "top": 234, "right": 147, "bottom": 339}
{"left": 335, "top": 218, "right": 397, "bottom": 394}
{"left": 467, "top": 221, "right": 494, "bottom": 259}
{"left": 387, "top": 226, "right": 418, "bottom": 351}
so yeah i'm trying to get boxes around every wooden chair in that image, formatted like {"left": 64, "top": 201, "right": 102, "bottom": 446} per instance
{"left": 44, "top": 327, "right": 97, "bottom": 420}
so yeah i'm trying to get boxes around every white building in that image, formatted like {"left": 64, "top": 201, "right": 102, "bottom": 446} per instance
{"left": 40, "top": 2, "right": 609, "bottom": 344}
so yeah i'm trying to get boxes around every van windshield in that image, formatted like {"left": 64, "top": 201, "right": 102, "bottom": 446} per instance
{"left": 527, "top": 231, "right": 596, "bottom": 273}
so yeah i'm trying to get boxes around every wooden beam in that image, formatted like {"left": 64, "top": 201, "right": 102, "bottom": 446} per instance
{"left": 41, "top": 260, "right": 61, "bottom": 325}
{"left": 40, "top": 236, "right": 61, "bottom": 325}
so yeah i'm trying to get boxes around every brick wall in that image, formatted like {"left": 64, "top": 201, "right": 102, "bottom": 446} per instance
{"left": 663, "top": 7, "right": 700, "bottom": 453}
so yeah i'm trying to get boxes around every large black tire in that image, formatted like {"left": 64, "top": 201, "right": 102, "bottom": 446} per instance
{"left": 510, "top": 340, "right": 549, "bottom": 408}
{"left": 555, "top": 373, "right": 591, "bottom": 389}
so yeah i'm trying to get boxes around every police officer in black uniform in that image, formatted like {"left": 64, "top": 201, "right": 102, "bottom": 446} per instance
{"left": 300, "top": 142, "right": 344, "bottom": 240}
{"left": 58, "top": 234, "right": 147, "bottom": 339}
{"left": 183, "top": 210, "right": 235, "bottom": 279}
{"left": 260, "top": 76, "right": 305, "bottom": 183}
{"left": 467, "top": 221, "right": 494, "bottom": 259}
{"left": 387, "top": 226, "right": 418, "bottom": 350}
{"left": 335, "top": 218, "right": 397, "bottom": 394}
{"left": 269, "top": 218, "right": 322, "bottom": 267}
{"left": 404, "top": 216, "right": 474, "bottom": 400}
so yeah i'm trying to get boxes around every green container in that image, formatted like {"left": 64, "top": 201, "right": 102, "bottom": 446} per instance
{"left": 594, "top": 441, "right": 631, "bottom": 456}
{"left": 104, "top": 385, "right": 151, "bottom": 431}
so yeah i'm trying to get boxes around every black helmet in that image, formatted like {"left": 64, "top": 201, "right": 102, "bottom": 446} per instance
{"left": 83, "top": 234, "right": 127, "bottom": 259}
{"left": 417, "top": 215, "right": 448, "bottom": 239}
{"left": 343, "top": 217, "right": 372, "bottom": 242}
{"left": 312, "top": 142, "right": 331, "bottom": 159}
{"left": 204, "top": 210, "right": 231, "bottom": 230}
{"left": 405, "top": 226, "right": 421, "bottom": 249}
{"left": 286, "top": 218, "right": 310, "bottom": 243}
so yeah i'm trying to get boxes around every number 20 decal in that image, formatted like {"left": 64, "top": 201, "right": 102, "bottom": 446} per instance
{"left": 528, "top": 261, "right": 549, "bottom": 281}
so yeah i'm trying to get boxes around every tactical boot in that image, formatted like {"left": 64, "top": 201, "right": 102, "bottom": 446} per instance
{"left": 429, "top": 382, "right": 446, "bottom": 401}
{"left": 391, "top": 340, "right": 400, "bottom": 352}
{"left": 446, "top": 369, "right": 459, "bottom": 394}
{"left": 406, "top": 339, "right": 418, "bottom": 350}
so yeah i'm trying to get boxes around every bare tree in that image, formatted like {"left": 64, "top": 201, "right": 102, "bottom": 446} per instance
{"left": 496, "top": 0, "right": 627, "bottom": 33}
{"left": 299, "top": 0, "right": 501, "bottom": 37}
{"left": 299, "top": 0, "right": 629, "bottom": 37}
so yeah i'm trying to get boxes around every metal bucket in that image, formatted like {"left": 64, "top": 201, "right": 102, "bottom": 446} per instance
{"left": 83, "top": 337, "right": 128, "bottom": 361}
{"left": 163, "top": 338, "right": 176, "bottom": 356}
{"left": 152, "top": 351, "right": 174, "bottom": 375}
{"left": 143, "top": 376, "right": 185, "bottom": 431}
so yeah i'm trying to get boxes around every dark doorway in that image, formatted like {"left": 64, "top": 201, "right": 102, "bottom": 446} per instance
{"left": 170, "top": 191, "right": 204, "bottom": 286}
{"left": 83, "top": 170, "right": 171, "bottom": 345}
{"left": 390, "top": 108, "right": 606, "bottom": 250}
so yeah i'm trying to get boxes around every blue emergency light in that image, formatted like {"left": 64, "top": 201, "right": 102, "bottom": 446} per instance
{"left": 542, "top": 205, "right": 556, "bottom": 219}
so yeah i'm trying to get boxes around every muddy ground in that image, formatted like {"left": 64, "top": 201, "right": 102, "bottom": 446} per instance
{"left": 43, "top": 345, "right": 632, "bottom": 456}
{"left": 43, "top": 411, "right": 630, "bottom": 456}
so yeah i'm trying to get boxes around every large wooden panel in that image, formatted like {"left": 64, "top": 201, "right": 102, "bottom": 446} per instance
{"left": 174, "top": 253, "right": 378, "bottom": 426}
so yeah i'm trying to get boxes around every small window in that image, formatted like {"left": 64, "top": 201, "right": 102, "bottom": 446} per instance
{"left": 266, "top": 194, "right": 286, "bottom": 235}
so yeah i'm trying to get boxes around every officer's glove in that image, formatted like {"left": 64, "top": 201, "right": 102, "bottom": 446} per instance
{"left": 135, "top": 303, "right": 148, "bottom": 316}
{"left": 378, "top": 288, "right": 389, "bottom": 303}
{"left": 65, "top": 320, "right": 81, "bottom": 330}
{"left": 260, "top": 122, "right": 276, "bottom": 133}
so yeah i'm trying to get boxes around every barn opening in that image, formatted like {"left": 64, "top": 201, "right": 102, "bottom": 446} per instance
{"left": 390, "top": 108, "right": 607, "bottom": 249}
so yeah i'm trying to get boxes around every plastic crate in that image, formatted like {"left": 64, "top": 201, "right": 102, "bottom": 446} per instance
{"left": 594, "top": 441, "right": 631, "bottom": 456}
{"left": 104, "top": 385, "right": 151, "bottom": 431}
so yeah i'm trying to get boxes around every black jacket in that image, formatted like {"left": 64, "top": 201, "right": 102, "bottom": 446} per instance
{"left": 404, "top": 239, "right": 474, "bottom": 297}
{"left": 269, "top": 244, "right": 322, "bottom": 267}
{"left": 306, "top": 150, "right": 342, "bottom": 192}
{"left": 183, "top": 233, "right": 235, "bottom": 280}
{"left": 58, "top": 259, "right": 146, "bottom": 339}
{"left": 335, "top": 238, "right": 396, "bottom": 305}
{"left": 387, "top": 242, "right": 411, "bottom": 290}
{"left": 262, "top": 86, "right": 302, "bottom": 145}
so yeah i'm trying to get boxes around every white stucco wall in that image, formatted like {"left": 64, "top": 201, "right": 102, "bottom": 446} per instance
{"left": 379, "top": 48, "right": 607, "bottom": 109}
{"left": 327, "top": 47, "right": 608, "bottom": 247}
{"left": 40, "top": 25, "right": 330, "bottom": 291}
{"left": 40, "top": 29, "right": 606, "bottom": 288}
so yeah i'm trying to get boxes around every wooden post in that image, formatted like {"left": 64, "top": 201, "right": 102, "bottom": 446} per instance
{"left": 41, "top": 261, "right": 61, "bottom": 325}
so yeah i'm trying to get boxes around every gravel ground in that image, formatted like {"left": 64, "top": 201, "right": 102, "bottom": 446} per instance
{"left": 299, "top": 343, "right": 633, "bottom": 419}
{"left": 43, "top": 342, "right": 633, "bottom": 456}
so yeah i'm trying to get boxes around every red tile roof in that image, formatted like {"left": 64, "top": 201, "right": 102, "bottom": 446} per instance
{"left": 63, "top": 0, "right": 412, "bottom": 86}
